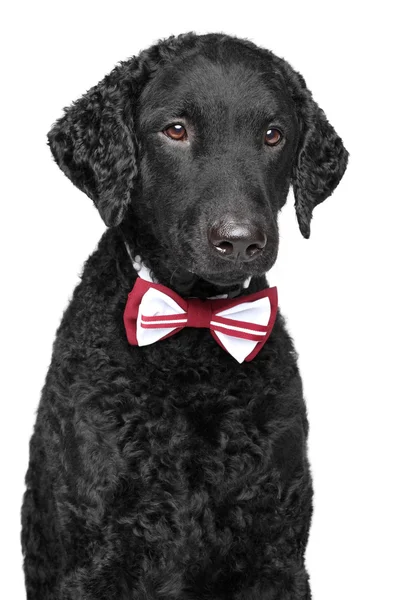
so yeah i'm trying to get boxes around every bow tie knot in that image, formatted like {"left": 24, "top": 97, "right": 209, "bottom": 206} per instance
{"left": 124, "top": 277, "right": 278, "bottom": 363}
{"left": 186, "top": 298, "right": 213, "bottom": 329}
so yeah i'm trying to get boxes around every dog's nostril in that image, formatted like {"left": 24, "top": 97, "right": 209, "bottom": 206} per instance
{"left": 246, "top": 243, "right": 263, "bottom": 257}
{"left": 215, "top": 241, "right": 234, "bottom": 255}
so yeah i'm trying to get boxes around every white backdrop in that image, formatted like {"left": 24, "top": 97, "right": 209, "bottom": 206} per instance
{"left": 1, "top": 1, "right": 399, "bottom": 598}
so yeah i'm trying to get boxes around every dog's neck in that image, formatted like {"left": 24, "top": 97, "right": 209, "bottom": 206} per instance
{"left": 119, "top": 219, "right": 266, "bottom": 299}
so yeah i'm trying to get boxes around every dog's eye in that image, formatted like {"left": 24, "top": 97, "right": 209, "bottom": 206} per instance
{"left": 163, "top": 124, "right": 188, "bottom": 141}
{"left": 264, "top": 128, "right": 282, "bottom": 146}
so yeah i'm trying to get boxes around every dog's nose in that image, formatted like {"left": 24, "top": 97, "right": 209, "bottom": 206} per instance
{"left": 209, "top": 220, "right": 267, "bottom": 261}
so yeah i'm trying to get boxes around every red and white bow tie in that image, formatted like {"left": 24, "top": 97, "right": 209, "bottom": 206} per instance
{"left": 123, "top": 277, "right": 278, "bottom": 363}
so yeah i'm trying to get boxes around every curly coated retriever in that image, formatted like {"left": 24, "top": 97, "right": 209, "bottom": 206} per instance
{"left": 21, "top": 32, "right": 348, "bottom": 599}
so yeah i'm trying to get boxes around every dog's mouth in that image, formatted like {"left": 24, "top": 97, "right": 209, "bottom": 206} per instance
{"left": 201, "top": 273, "right": 251, "bottom": 287}
{"left": 191, "top": 254, "right": 273, "bottom": 288}
{"left": 181, "top": 253, "right": 274, "bottom": 295}
{"left": 167, "top": 263, "right": 257, "bottom": 298}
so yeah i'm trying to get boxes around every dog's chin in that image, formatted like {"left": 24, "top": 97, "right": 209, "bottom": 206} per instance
{"left": 167, "top": 264, "right": 253, "bottom": 298}
{"left": 187, "top": 261, "right": 270, "bottom": 292}
{"left": 195, "top": 261, "right": 270, "bottom": 288}
{"left": 201, "top": 273, "right": 250, "bottom": 288}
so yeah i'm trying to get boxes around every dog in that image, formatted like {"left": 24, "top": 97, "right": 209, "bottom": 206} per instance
{"left": 21, "top": 32, "right": 348, "bottom": 599}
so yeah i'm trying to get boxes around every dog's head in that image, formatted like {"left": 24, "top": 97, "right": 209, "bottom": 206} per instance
{"left": 48, "top": 33, "right": 348, "bottom": 289}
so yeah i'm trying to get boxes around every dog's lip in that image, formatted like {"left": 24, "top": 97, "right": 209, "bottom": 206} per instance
{"left": 200, "top": 273, "right": 252, "bottom": 287}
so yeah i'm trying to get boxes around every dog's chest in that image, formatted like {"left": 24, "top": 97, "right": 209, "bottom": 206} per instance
{"left": 59, "top": 312, "right": 305, "bottom": 593}
{"left": 109, "top": 345, "right": 286, "bottom": 581}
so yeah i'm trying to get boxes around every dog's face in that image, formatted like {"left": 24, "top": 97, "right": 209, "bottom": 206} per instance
{"left": 137, "top": 49, "right": 299, "bottom": 285}
{"left": 48, "top": 34, "right": 348, "bottom": 288}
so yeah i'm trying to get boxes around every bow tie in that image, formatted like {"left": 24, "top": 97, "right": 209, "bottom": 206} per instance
{"left": 123, "top": 278, "right": 278, "bottom": 363}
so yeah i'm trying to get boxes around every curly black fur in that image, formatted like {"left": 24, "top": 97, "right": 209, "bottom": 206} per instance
{"left": 21, "top": 33, "right": 348, "bottom": 599}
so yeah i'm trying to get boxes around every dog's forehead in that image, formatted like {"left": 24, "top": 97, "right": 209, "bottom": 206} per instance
{"left": 138, "top": 53, "right": 293, "bottom": 126}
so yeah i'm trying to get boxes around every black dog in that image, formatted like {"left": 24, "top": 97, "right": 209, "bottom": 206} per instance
{"left": 21, "top": 33, "right": 348, "bottom": 599}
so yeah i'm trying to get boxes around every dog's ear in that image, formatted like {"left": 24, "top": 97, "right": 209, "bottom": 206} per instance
{"left": 48, "top": 60, "right": 143, "bottom": 227}
{"left": 47, "top": 35, "right": 200, "bottom": 227}
{"left": 279, "top": 62, "right": 349, "bottom": 238}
